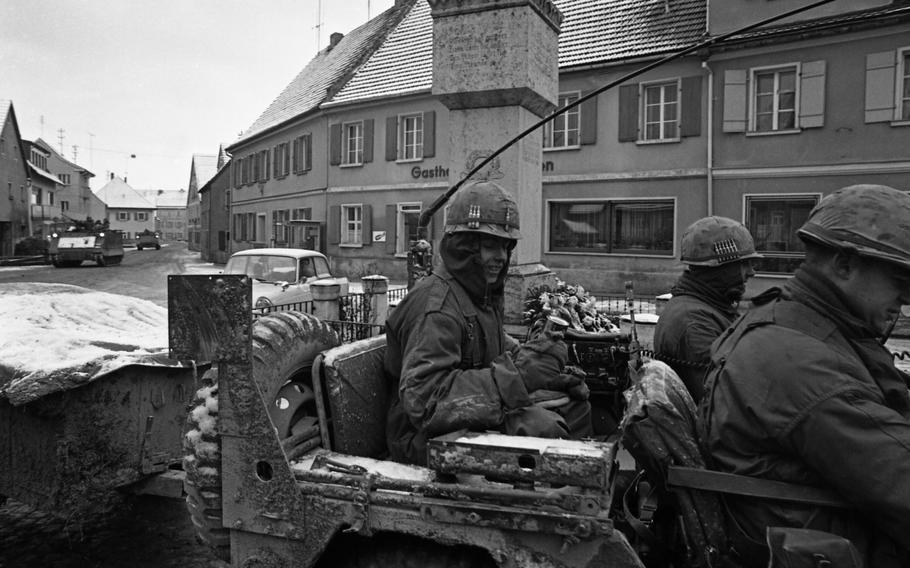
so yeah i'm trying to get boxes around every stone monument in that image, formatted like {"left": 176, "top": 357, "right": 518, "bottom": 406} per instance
{"left": 427, "top": 0, "right": 562, "bottom": 325}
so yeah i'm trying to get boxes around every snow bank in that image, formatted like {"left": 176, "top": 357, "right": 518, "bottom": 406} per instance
{"left": 0, "top": 282, "right": 170, "bottom": 400}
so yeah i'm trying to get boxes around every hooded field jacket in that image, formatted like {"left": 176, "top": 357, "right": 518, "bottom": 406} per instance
{"left": 699, "top": 267, "right": 910, "bottom": 567}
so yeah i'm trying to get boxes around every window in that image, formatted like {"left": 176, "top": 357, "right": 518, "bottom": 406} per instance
{"left": 272, "top": 209, "right": 290, "bottom": 244}
{"left": 746, "top": 195, "right": 819, "bottom": 274}
{"left": 135, "top": 212, "right": 149, "bottom": 221}
{"left": 548, "top": 199, "right": 674, "bottom": 255}
{"left": 61, "top": 200, "right": 69, "bottom": 212}
{"left": 900, "top": 49, "right": 910, "bottom": 120}
{"left": 274, "top": 142, "right": 290, "bottom": 177}
{"left": 118, "top": 211, "right": 129, "bottom": 221}
{"left": 29, "top": 148, "right": 48, "bottom": 170}
{"left": 396, "top": 203, "right": 422, "bottom": 255}
{"left": 399, "top": 114, "right": 424, "bottom": 161}
{"left": 751, "top": 66, "right": 797, "bottom": 132}
{"left": 343, "top": 122, "right": 363, "bottom": 166}
{"left": 341, "top": 204, "right": 363, "bottom": 244}
{"left": 224, "top": 190, "right": 231, "bottom": 211}
{"left": 293, "top": 134, "right": 311, "bottom": 173}
{"left": 58, "top": 173, "right": 71, "bottom": 185}
{"left": 543, "top": 92, "right": 580, "bottom": 149}
{"left": 642, "top": 81, "right": 679, "bottom": 141}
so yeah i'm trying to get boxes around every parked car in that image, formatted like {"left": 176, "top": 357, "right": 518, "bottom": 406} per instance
{"left": 223, "top": 248, "right": 349, "bottom": 309}
{"left": 136, "top": 231, "right": 161, "bottom": 250}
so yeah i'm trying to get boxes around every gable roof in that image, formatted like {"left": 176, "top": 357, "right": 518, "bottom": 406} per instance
{"left": 93, "top": 177, "right": 155, "bottom": 209}
{"left": 0, "top": 100, "right": 10, "bottom": 129}
{"left": 137, "top": 189, "right": 187, "bottom": 208}
{"left": 230, "top": 0, "right": 416, "bottom": 148}
{"left": 191, "top": 153, "right": 219, "bottom": 189}
{"left": 327, "top": 0, "right": 707, "bottom": 105}
{"left": 34, "top": 137, "right": 94, "bottom": 177}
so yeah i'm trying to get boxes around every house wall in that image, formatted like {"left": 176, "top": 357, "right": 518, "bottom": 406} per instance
{"left": 0, "top": 113, "right": 30, "bottom": 255}
{"left": 199, "top": 166, "right": 231, "bottom": 264}
{"left": 44, "top": 149, "right": 93, "bottom": 223}
{"left": 107, "top": 208, "right": 156, "bottom": 239}
{"left": 709, "top": 0, "right": 890, "bottom": 35}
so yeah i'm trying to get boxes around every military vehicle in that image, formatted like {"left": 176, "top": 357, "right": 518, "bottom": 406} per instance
{"left": 48, "top": 220, "right": 124, "bottom": 267}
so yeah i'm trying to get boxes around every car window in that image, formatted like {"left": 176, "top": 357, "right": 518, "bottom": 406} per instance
{"left": 299, "top": 258, "right": 316, "bottom": 280}
{"left": 224, "top": 256, "right": 250, "bottom": 275}
{"left": 313, "top": 256, "right": 331, "bottom": 278}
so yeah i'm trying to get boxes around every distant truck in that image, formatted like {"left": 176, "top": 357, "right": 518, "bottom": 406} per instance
{"left": 48, "top": 221, "right": 124, "bottom": 267}
{"left": 136, "top": 230, "right": 161, "bottom": 251}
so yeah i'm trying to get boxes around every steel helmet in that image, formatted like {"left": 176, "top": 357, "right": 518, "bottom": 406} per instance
{"left": 444, "top": 180, "right": 521, "bottom": 240}
{"left": 798, "top": 184, "right": 910, "bottom": 271}
{"left": 680, "top": 216, "right": 762, "bottom": 266}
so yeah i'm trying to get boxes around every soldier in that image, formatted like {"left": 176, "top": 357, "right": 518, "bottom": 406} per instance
{"left": 384, "top": 181, "right": 592, "bottom": 466}
{"left": 699, "top": 185, "right": 910, "bottom": 567}
{"left": 653, "top": 216, "right": 761, "bottom": 401}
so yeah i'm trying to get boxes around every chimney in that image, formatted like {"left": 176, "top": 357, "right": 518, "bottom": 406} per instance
{"left": 329, "top": 32, "right": 344, "bottom": 49}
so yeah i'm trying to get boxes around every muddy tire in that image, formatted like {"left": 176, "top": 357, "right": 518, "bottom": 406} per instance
{"left": 182, "top": 312, "right": 340, "bottom": 563}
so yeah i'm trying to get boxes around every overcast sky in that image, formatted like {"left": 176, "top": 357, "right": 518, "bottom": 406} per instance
{"left": 0, "top": 0, "right": 395, "bottom": 192}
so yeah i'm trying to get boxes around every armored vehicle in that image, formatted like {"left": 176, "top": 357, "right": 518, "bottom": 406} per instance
{"left": 48, "top": 221, "right": 124, "bottom": 267}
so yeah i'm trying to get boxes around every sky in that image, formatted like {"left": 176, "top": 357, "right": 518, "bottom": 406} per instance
{"left": 0, "top": 0, "right": 396, "bottom": 193}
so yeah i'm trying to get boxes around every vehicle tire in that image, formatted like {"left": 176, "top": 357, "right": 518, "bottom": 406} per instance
{"left": 137, "top": 245, "right": 142, "bottom": 251}
{"left": 318, "top": 534, "right": 497, "bottom": 568}
{"left": 182, "top": 312, "right": 340, "bottom": 563}
{"left": 96, "top": 255, "right": 106, "bottom": 267}
{"left": 155, "top": 244, "right": 160, "bottom": 250}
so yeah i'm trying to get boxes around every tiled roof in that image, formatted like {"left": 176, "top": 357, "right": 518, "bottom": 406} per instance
{"left": 192, "top": 154, "right": 219, "bottom": 188}
{"left": 557, "top": 0, "right": 706, "bottom": 68}
{"left": 724, "top": 3, "right": 910, "bottom": 44}
{"left": 232, "top": 0, "right": 416, "bottom": 146}
{"left": 137, "top": 189, "right": 187, "bottom": 208}
{"left": 93, "top": 177, "right": 155, "bottom": 209}
{"left": 327, "top": 0, "right": 707, "bottom": 105}
{"left": 328, "top": 0, "right": 433, "bottom": 105}
{"left": 0, "top": 100, "right": 10, "bottom": 129}
{"left": 34, "top": 137, "right": 94, "bottom": 175}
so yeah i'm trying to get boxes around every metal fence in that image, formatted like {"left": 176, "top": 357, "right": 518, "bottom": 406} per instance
{"left": 594, "top": 295, "right": 659, "bottom": 315}
{"left": 252, "top": 299, "right": 316, "bottom": 318}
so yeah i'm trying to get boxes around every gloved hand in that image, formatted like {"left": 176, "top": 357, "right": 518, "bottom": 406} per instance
{"left": 513, "top": 329, "right": 569, "bottom": 392}
{"left": 504, "top": 405, "right": 570, "bottom": 438}
{"left": 562, "top": 365, "right": 590, "bottom": 401}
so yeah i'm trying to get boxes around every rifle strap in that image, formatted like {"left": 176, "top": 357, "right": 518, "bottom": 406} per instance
{"left": 668, "top": 466, "right": 851, "bottom": 509}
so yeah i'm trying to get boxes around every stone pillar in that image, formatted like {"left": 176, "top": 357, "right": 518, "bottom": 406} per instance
{"left": 428, "top": 0, "right": 561, "bottom": 324}
{"left": 311, "top": 281, "right": 341, "bottom": 322}
{"left": 361, "top": 275, "right": 390, "bottom": 336}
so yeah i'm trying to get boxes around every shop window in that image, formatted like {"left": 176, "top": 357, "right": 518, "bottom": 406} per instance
{"left": 548, "top": 199, "right": 674, "bottom": 255}
{"left": 746, "top": 195, "right": 819, "bottom": 274}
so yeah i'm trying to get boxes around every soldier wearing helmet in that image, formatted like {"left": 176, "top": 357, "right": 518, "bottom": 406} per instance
{"left": 700, "top": 185, "right": 910, "bottom": 567}
{"left": 384, "top": 181, "right": 592, "bottom": 465}
{"left": 653, "top": 216, "right": 761, "bottom": 401}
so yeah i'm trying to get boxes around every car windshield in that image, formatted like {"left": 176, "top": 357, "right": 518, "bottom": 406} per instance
{"left": 224, "top": 254, "right": 298, "bottom": 282}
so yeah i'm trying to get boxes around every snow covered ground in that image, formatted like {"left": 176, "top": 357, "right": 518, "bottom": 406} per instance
{"left": 0, "top": 283, "right": 170, "bottom": 398}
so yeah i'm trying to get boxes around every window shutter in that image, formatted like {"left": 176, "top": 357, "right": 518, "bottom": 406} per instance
{"left": 618, "top": 84, "right": 639, "bottom": 142}
{"left": 680, "top": 75, "right": 702, "bottom": 137}
{"left": 265, "top": 149, "right": 270, "bottom": 180}
{"left": 273, "top": 146, "right": 280, "bottom": 175}
{"left": 865, "top": 51, "right": 896, "bottom": 123}
{"left": 330, "top": 123, "right": 342, "bottom": 165}
{"left": 386, "top": 116, "right": 398, "bottom": 161}
{"left": 799, "top": 60, "right": 826, "bottom": 129}
{"left": 283, "top": 144, "right": 290, "bottom": 174}
{"left": 363, "top": 119, "right": 375, "bottom": 163}
{"left": 579, "top": 92, "right": 598, "bottom": 145}
{"left": 328, "top": 205, "right": 340, "bottom": 245}
{"left": 722, "top": 69, "right": 747, "bottom": 133}
{"left": 386, "top": 204, "right": 397, "bottom": 254}
{"left": 304, "top": 134, "right": 312, "bottom": 171}
{"left": 362, "top": 204, "right": 373, "bottom": 245}
{"left": 423, "top": 110, "right": 436, "bottom": 157}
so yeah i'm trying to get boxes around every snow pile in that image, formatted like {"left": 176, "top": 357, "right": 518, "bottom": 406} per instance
{"left": 0, "top": 282, "right": 170, "bottom": 400}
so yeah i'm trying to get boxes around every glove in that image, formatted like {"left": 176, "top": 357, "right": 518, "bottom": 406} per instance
{"left": 562, "top": 366, "right": 590, "bottom": 401}
{"left": 504, "top": 405, "right": 570, "bottom": 438}
{"left": 513, "top": 329, "right": 569, "bottom": 392}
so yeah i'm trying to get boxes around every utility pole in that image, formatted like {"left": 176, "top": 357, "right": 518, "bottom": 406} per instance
{"left": 72, "top": 145, "right": 78, "bottom": 162}
{"left": 57, "top": 128, "right": 65, "bottom": 154}
{"left": 314, "top": 0, "right": 322, "bottom": 51}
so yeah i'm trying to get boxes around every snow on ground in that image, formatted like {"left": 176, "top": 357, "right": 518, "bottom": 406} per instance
{"left": 0, "top": 282, "right": 168, "bottom": 387}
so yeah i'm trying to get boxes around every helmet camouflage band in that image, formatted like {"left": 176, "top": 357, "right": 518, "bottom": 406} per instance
{"left": 444, "top": 180, "right": 521, "bottom": 240}
{"left": 680, "top": 216, "right": 762, "bottom": 267}
{"left": 798, "top": 184, "right": 910, "bottom": 271}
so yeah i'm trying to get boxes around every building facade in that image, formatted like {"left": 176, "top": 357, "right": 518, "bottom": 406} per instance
{"left": 33, "top": 138, "right": 95, "bottom": 227}
{"left": 0, "top": 100, "right": 30, "bottom": 256}
{"left": 94, "top": 176, "right": 157, "bottom": 239}
{"left": 186, "top": 153, "right": 218, "bottom": 251}
{"left": 202, "top": 0, "right": 910, "bottom": 296}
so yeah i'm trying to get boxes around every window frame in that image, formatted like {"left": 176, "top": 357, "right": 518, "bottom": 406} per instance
{"left": 749, "top": 63, "right": 800, "bottom": 134}
{"left": 639, "top": 78, "right": 681, "bottom": 143}
{"left": 546, "top": 197, "right": 676, "bottom": 257}
{"left": 342, "top": 121, "right": 364, "bottom": 166}
{"left": 897, "top": 47, "right": 910, "bottom": 122}
{"left": 397, "top": 113, "right": 424, "bottom": 162}
{"left": 743, "top": 193, "right": 821, "bottom": 276}
{"left": 293, "top": 134, "right": 312, "bottom": 174}
{"left": 340, "top": 203, "right": 363, "bottom": 246}
{"left": 395, "top": 202, "right": 422, "bottom": 256}
{"left": 543, "top": 91, "right": 581, "bottom": 150}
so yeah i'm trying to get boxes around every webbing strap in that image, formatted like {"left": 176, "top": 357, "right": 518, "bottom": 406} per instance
{"left": 668, "top": 466, "right": 851, "bottom": 509}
